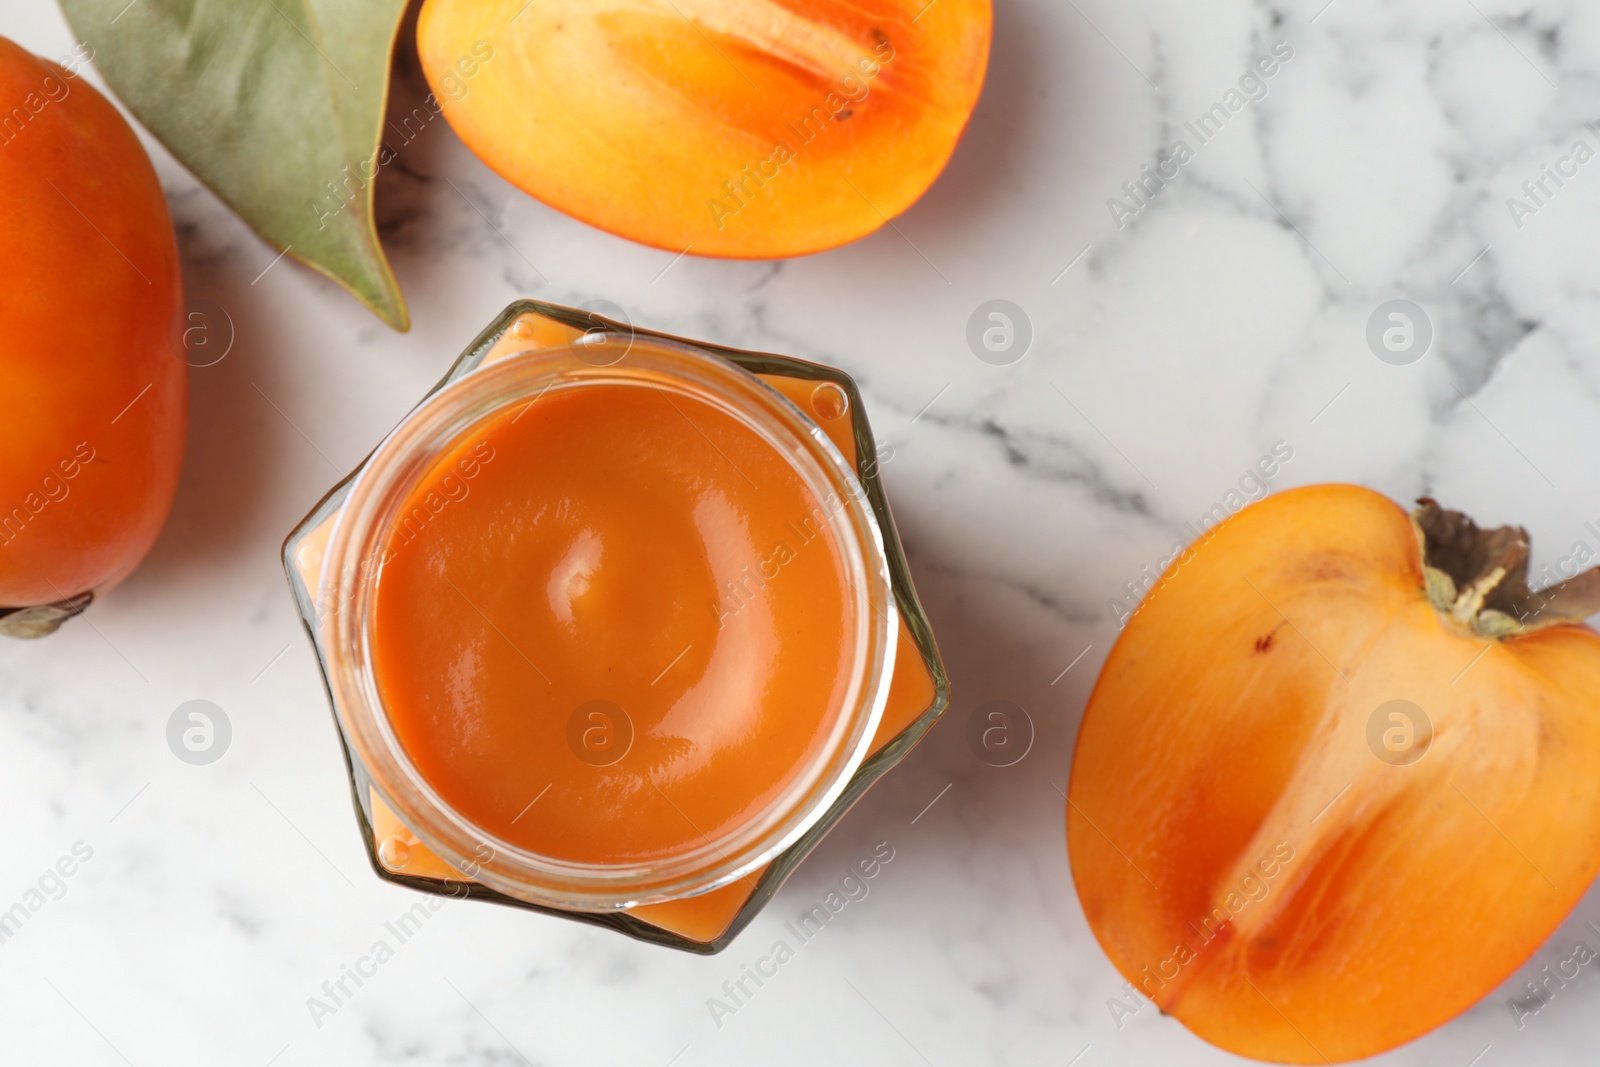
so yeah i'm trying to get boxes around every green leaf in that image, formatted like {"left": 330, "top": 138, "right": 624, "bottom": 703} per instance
{"left": 59, "top": 0, "right": 411, "bottom": 330}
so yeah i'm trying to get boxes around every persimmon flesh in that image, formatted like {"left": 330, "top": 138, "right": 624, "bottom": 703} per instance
{"left": 416, "top": 0, "right": 991, "bottom": 257}
{"left": 1069, "top": 484, "right": 1600, "bottom": 1062}
{"left": 0, "top": 37, "right": 186, "bottom": 635}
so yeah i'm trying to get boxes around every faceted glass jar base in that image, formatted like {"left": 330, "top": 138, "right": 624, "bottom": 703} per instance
{"left": 282, "top": 300, "right": 948, "bottom": 953}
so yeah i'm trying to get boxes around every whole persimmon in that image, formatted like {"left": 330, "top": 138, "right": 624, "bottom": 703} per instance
{"left": 416, "top": 0, "right": 991, "bottom": 258}
{"left": 1069, "top": 484, "right": 1600, "bottom": 1063}
{"left": 0, "top": 37, "right": 186, "bottom": 637}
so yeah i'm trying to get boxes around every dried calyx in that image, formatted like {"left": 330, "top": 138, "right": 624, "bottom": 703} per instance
{"left": 1414, "top": 499, "right": 1600, "bottom": 638}
{"left": 0, "top": 592, "right": 92, "bottom": 640}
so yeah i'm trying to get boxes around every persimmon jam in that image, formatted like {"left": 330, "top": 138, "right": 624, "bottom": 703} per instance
{"left": 369, "top": 379, "right": 859, "bottom": 868}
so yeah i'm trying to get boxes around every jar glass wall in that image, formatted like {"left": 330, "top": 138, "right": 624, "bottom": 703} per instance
{"left": 283, "top": 301, "right": 948, "bottom": 952}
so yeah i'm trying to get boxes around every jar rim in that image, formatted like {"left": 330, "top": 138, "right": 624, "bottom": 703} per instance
{"left": 318, "top": 337, "right": 895, "bottom": 910}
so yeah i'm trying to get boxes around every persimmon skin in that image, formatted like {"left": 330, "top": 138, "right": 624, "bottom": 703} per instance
{"left": 0, "top": 38, "right": 186, "bottom": 610}
{"left": 416, "top": 0, "right": 991, "bottom": 258}
{"left": 1068, "top": 484, "right": 1600, "bottom": 1063}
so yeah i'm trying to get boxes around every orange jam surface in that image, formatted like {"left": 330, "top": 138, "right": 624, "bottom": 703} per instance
{"left": 371, "top": 381, "right": 860, "bottom": 867}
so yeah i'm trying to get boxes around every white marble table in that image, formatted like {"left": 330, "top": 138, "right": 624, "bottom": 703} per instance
{"left": 5, "top": 0, "right": 1600, "bottom": 1063}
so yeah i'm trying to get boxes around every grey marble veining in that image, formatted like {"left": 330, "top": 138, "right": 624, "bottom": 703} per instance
{"left": 4, "top": 0, "right": 1600, "bottom": 1063}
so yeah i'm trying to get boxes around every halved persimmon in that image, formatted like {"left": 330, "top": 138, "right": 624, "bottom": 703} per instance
{"left": 416, "top": 0, "right": 991, "bottom": 257}
{"left": 1068, "top": 484, "right": 1600, "bottom": 1062}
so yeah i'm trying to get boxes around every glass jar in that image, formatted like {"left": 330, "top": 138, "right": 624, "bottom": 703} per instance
{"left": 283, "top": 300, "right": 948, "bottom": 952}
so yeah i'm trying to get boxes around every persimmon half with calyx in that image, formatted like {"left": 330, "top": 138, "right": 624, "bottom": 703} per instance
{"left": 416, "top": 0, "right": 991, "bottom": 258}
{"left": 1068, "top": 484, "right": 1600, "bottom": 1063}
{"left": 0, "top": 37, "right": 186, "bottom": 638}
